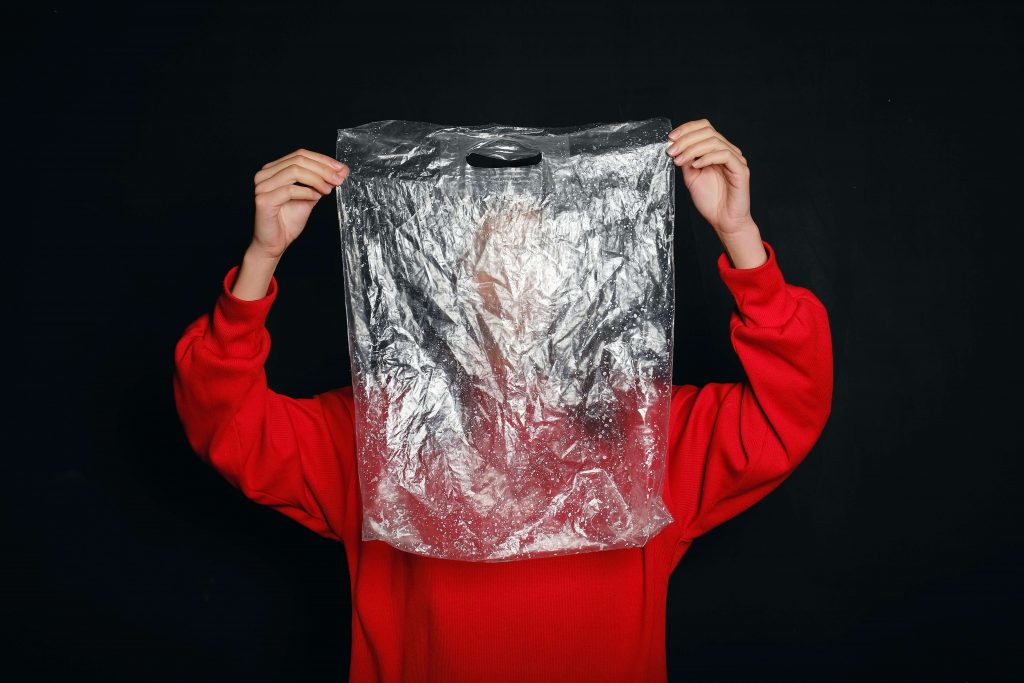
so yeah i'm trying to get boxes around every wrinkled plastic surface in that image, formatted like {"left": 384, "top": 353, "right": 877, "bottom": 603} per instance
{"left": 335, "top": 118, "right": 676, "bottom": 562}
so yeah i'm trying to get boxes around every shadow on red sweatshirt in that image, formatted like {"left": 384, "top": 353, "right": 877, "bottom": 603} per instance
{"left": 172, "top": 239, "right": 833, "bottom": 682}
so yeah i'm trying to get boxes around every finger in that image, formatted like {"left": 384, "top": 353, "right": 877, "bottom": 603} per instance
{"left": 256, "top": 183, "right": 323, "bottom": 209}
{"left": 670, "top": 137, "right": 717, "bottom": 166}
{"left": 690, "top": 148, "right": 748, "bottom": 176}
{"left": 667, "top": 118, "right": 712, "bottom": 141}
{"left": 261, "top": 147, "right": 344, "bottom": 170}
{"left": 668, "top": 128, "right": 744, "bottom": 162}
{"left": 255, "top": 163, "right": 338, "bottom": 196}
{"left": 256, "top": 154, "right": 344, "bottom": 186}
{"left": 256, "top": 159, "right": 348, "bottom": 190}
{"left": 261, "top": 147, "right": 345, "bottom": 171}
{"left": 666, "top": 118, "right": 744, "bottom": 160}
{"left": 254, "top": 153, "right": 337, "bottom": 183}
{"left": 255, "top": 164, "right": 334, "bottom": 195}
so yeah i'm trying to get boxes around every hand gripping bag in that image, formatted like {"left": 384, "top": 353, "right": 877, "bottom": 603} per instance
{"left": 335, "top": 118, "right": 676, "bottom": 561}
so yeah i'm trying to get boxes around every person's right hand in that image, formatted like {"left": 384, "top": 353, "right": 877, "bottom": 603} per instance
{"left": 250, "top": 148, "right": 350, "bottom": 259}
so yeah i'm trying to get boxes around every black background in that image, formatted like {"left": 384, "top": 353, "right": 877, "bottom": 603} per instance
{"left": 12, "top": 1, "right": 1023, "bottom": 680}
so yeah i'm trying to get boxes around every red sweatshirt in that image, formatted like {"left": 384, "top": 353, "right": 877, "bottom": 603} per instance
{"left": 173, "top": 239, "right": 832, "bottom": 682}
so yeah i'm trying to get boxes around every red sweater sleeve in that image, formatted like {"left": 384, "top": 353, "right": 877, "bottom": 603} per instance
{"left": 666, "top": 239, "right": 833, "bottom": 542}
{"left": 172, "top": 265, "right": 353, "bottom": 542}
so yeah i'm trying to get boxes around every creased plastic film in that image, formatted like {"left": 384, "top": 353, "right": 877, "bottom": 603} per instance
{"left": 335, "top": 118, "right": 676, "bottom": 562}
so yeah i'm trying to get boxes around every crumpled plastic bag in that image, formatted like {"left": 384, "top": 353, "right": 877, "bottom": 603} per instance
{"left": 334, "top": 118, "right": 676, "bottom": 562}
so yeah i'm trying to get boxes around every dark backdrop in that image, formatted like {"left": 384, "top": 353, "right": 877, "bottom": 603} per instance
{"left": 12, "top": 2, "right": 1023, "bottom": 680}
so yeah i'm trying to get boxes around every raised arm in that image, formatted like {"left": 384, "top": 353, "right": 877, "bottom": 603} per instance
{"left": 664, "top": 240, "right": 833, "bottom": 542}
{"left": 659, "top": 119, "right": 834, "bottom": 544}
{"left": 173, "top": 148, "right": 355, "bottom": 541}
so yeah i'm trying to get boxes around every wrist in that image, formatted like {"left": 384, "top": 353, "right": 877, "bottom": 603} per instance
{"left": 231, "top": 245, "right": 281, "bottom": 302}
{"left": 245, "top": 241, "right": 284, "bottom": 265}
{"left": 716, "top": 223, "right": 767, "bottom": 269}
{"left": 713, "top": 216, "right": 759, "bottom": 238}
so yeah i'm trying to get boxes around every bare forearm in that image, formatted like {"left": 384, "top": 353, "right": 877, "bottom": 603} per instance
{"left": 717, "top": 220, "right": 768, "bottom": 269}
{"left": 232, "top": 244, "right": 282, "bottom": 301}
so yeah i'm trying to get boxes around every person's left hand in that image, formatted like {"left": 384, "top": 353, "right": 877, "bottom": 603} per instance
{"left": 665, "top": 119, "right": 756, "bottom": 238}
{"left": 667, "top": 117, "right": 765, "bottom": 266}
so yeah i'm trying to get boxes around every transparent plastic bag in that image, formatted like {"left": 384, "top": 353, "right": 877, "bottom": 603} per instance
{"left": 335, "top": 118, "right": 676, "bottom": 561}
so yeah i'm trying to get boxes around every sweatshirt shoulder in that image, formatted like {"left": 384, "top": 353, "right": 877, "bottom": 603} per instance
{"left": 319, "top": 383, "right": 355, "bottom": 408}
{"left": 315, "top": 385, "right": 358, "bottom": 448}
{"left": 668, "top": 383, "right": 701, "bottom": 423}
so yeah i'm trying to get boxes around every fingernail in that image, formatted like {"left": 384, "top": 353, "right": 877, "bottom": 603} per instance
{"left": 666, "top": 144, "right": 678, "bottom": 155}
{"left": 331, "top": 160, "right": 344, "bottom": 169}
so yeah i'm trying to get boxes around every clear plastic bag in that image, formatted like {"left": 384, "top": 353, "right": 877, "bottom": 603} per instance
{"left": 335, "top": 118, "right": 676, "bottom": 561}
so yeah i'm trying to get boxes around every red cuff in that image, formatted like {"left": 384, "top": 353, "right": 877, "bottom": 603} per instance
{"left": 205, "top": 265, "right": 279, "bottom": 357}
{"left": 716, "top": 240, "right": 798, "bottom": 328}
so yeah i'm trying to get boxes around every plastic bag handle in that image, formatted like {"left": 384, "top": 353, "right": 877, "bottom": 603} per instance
{"left": 465, "top": 149, "right": 543, "bottom": 168}
{"left": 464, "top": 137, "right": 544, "bottom": 168}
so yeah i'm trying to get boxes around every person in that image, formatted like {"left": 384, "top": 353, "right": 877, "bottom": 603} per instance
{"left": 173, "top": 118, "right": 833, "bottom": 682}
